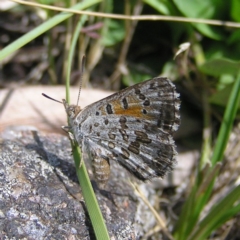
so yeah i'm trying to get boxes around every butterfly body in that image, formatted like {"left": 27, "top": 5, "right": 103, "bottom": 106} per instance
{"left": 64, "top": 77, "right": 180, "bottom": 187}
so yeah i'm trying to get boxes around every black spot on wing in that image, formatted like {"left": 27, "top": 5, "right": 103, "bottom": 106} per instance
{"left": 106, "top": 104, "right": 113, "bottom": 114}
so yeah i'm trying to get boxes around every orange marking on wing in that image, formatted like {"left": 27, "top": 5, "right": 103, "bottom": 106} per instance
{"left": 98, "top": 97, "right": 154, "bottom": 119}
{"left": 113, "top": 98, "right": 153, "bottom": 119}
{"left": 114, "top": 104, "right": 143, "bottom": 117}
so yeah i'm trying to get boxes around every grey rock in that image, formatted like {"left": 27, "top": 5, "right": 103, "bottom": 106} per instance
{"left": 0, "top": 129, "right": 141, "bottom": 239}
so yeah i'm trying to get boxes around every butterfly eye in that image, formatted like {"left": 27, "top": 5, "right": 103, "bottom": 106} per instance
{"left": 74, "top": 106, "right": 81, "bottom": 115}
{"left": 67, "top": 106, "right": 81, "bottom": 118}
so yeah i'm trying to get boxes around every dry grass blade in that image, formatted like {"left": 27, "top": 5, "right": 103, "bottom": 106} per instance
{"left": 130, "top": 182, "right": 174, "bottom": 240}
{"left": 11, "top": 0, "right": 240, "bottom": 28}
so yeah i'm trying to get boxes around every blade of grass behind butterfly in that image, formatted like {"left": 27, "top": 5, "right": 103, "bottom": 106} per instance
{"left": 65, "top": 15, "right": 110, "bottom": 240}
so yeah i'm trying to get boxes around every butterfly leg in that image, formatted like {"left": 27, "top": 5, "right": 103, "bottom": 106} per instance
{"left": 62, "top": 126, "right": 75, "bottom": 141}
{"left": 62, "top": 126, "right": 84, "bottom": 168}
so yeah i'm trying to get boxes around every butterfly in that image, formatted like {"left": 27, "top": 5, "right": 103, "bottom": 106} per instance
{"left": 61, "top": 77, "right": 180, "bottom": 187}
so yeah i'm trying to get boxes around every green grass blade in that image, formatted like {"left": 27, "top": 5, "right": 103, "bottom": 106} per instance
{"left": 65, "top": 14, "right": 87, "bottom": 103}
{"left": 0, "top": 0, "right": 101, "bottom": 61}
{"left": 174, "top": 74, "right": 240, "bottom": 239}
{"left": 188, "top": 184, "right": 240, "bottom": 240}
{"left": 211, "top": 73, "right": 240, "bottom": 165}
{"left": 195, "top": 73, "right": 240, "bottom": 218}
{"left": 173, "top": 186, "right": 198, "bottom": 239}
{"left": 72, "top": 146, "right": 110, "bottom": 240}
{"left": 65, "top": 14, "right": 110, "bottom": 240}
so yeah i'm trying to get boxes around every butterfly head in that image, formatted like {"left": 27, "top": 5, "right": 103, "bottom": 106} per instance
{"left": 62, "top": 99, "right": 81, "bottom": 119}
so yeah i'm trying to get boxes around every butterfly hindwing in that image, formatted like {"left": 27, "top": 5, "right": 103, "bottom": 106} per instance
{"left": 80, "top": 115, "right": 176, "bottom": 181}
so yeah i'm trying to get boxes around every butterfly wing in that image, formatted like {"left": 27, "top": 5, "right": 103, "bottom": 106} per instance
{"left": 78, "top": 77, "right": 180, "bottom": 133}
{"left": 74, "top": 77, "right": 180, "bottom": 182}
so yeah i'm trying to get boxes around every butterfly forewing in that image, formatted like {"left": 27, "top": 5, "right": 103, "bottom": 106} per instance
{"left": 79, "top": 77, "right": 180, "bottom": 133}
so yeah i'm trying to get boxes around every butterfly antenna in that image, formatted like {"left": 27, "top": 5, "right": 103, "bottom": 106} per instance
{"left": 42, "top": 93, "right": 63, "bottom": 104}
{"left": 76, "top": 55, "right": 86, "bottom": 106}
